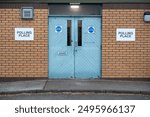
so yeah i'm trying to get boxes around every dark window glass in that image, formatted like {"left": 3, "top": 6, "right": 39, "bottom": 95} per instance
{"left": 67, "top": 20, "right": 72, "bottom": 46}
{"left": 78, "top": 20, "right": 82, "bottom": 46}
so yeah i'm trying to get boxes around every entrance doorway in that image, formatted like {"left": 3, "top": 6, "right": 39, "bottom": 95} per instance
{"left": 48, "top": 16, "right": 101, "bottom": 79}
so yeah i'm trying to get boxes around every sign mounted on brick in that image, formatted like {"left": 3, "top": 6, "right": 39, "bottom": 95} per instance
{"left": 116, "top": 28, "right": 135, "bottom": 41}
{"left": 15, "top": 28, "right": 34, "bottom": 40}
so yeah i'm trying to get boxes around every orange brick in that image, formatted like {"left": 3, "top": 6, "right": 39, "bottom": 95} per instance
{"left": 102, "top": 8, "right": 150, "bottom": 78}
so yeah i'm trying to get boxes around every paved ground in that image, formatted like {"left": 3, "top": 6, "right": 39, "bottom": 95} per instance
{"left": 45, "top": 80, "right": 150, "bottom": 94}
{"left": 0, "top": 80, "right": 150, "bottom": 95}
{"left": 0, "top": 80, "right": 46, "bottom": 93}
{"left": 0, "top": 92, "right": 150, "bottom": 100}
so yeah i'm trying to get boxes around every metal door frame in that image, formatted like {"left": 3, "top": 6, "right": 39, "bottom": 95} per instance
{"left": 48, "top": 16, "right": 102, "bottom": 79}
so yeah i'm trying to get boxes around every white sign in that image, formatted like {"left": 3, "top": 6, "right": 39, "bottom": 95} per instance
{"left": 116, "top": 28, "right": 135, "bottom": 41}
{"left": 15, "top": 28, "right": 34, "bottom": 40}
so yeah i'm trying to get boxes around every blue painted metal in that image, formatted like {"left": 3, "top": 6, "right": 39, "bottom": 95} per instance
{"left": 48, "top": 16, "right": 101, "bottom": 79}
{"left": 75, "top": 17, "right": 101, "bottom": 78}
{"left": 49, "top": 17, "right": 74, "bottom": 78}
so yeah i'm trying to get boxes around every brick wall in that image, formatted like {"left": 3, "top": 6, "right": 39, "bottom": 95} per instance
{"left": 0, "top": 4, "right": 48, "bottom": 79}
{"left": 102, "top": 4, "right": 150, "bottom": 78}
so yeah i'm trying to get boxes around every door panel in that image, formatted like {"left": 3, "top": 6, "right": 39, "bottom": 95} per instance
{"left": 48, "top": 16, "right": 101, "bottom": 79}
{"left": 49, "top": 17, "right": 74, "bottom": 78}
{"left": 75, "top": 17, "right": 101, "bottom": 78}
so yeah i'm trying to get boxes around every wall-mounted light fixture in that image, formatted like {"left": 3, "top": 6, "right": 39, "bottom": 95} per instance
{"left": 21, "top": 7, "right": 34, "bottom": 19}
{"left": 144, "top": 12, "right": 150, "bottom": 22}
{"left": 70, "top": 3, "right": 80, "bottom": 9}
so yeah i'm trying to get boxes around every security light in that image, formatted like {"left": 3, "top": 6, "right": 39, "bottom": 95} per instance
{"left": 70, "top": 5, "right": 79, "bottom": 9}
{"left": 70, "top": 3, "right": 80, "bottom": 9}
{"left": 144, "top": 12, "right": 150, "bottom": 22}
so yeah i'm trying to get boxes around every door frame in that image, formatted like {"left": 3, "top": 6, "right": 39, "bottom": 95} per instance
{"left": 48, "top": 16, "right": 102, "bottom": 79}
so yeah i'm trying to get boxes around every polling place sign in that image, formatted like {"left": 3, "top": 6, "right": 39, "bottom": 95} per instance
{"left": 116, "top": 28, "right": 135, "bottom": 41}
{"left": 15, "top": 28, "right": 34, "bottom": 40}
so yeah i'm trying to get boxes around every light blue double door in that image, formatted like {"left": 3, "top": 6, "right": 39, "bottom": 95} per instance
{"left": 49, "top": 16, "right": 101, "bottom": 79}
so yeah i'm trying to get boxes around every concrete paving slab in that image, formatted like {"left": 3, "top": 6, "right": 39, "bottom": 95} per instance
{"left": 45, "top": 80, "right": 150, "bottom": 94}
{"left": 0, "top": 80, "right": 46, "bottom": 93}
